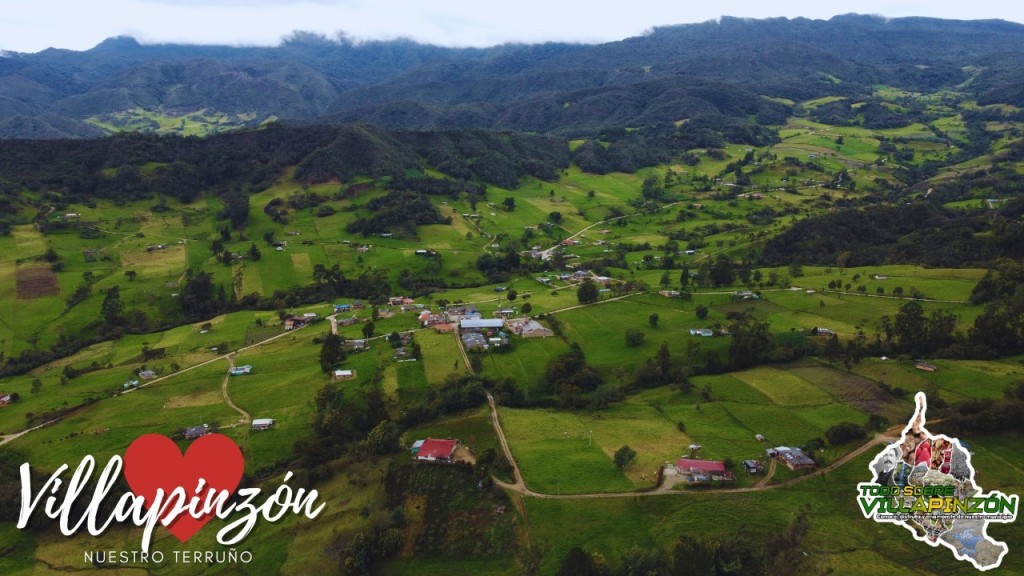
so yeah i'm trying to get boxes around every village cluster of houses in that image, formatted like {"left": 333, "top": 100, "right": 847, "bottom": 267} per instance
{"left": 765, "top": 446, "right": 816, "bottom": 470}
{"left": 671, "top": 440, "right": 816, "bottom": 485}
{"left": 458, "top": 316, "right": 554, "bottom": 351}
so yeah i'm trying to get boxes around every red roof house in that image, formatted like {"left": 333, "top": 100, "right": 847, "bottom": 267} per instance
{"left": 413, "top": 438, "right": 459, "bottom": 461}
{"left": 676, "top": 458, "right": 733, "bottom": 481}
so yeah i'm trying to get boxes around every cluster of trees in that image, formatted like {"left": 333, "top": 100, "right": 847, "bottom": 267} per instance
{"left": 0, "top": 124, "right": 571, "bottom": 221}
{"left": 346, "top": 191, "right": 450, "bottom": 236}
{"left": 573, "top": 117, "right": 780, "bottom": 175}
{"left": 544, "top": 343, "right": 603, "bottom": 408}
{"left": 311, "top": 264, "right": 393, "bottom": 303}
{"left": 967, "top": 258, "right": 1024, "bottom": 356}
{"left": 760, "top": 201, "right": 1023, "bottom": 268}
{"left": 944, "top": 382, "right": 1024, "bottom": 435}
{"left": 476, "top": 250, "right": 524, "bottom": 283}
{"left": 404, "top": 131, "right": 569, "bottom": 189}
{"left": 632, "top": 343, "right": 690, "bottom": 392}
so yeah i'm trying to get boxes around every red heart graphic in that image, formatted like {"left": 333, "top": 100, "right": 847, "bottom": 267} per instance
{"left": 123, "top": 433, "right": 244, "bottom": 542}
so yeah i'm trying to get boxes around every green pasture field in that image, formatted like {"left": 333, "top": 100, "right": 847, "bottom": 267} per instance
{"left": 784, "top": 363, "right": 909, "bottom": 422}
{"left": 498, "top": 405, "right": 671, "bottom": 493}
{"left": 525, "top": 440, "right": 1023, "bottom": 576}
{"left": 415, "top": 329, "right": 464, "bottom": 386}
{"left": 86, "top": 107, "right": 264, "bottom": 137}
{"left": 851, "top": 357, "right": 1023, "bottom": 403}
{"left": 393, "top": 359, "right": 428, "bottom": 405}
{"left": 500, "top": 359, "right": 878, "bottom": 494}
{"left": 7, "top": 360, "right": 233, "bottom": 471}
{"left": 0, "top": 310, "right": 285, "bottom": 435}
{"left": 479, "top": 336, "right": 571, "bottom": 397}
{"left": 731, "top": 366, "right": 834, "bottom": 406}
{"left": 800, "top": 96, "right": 848, "bottom": 109}
{"left": 229, "top": 337, "right": 326, "bottom": 469}
{"left": 545, "top": 299, "right": 684, "bottom": 377}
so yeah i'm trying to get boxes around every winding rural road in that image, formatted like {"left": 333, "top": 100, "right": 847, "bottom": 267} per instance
{"left": 221, "top": 355, "right": 251, "bottom": 425}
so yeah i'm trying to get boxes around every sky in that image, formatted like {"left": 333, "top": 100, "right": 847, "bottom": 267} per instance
{"left": 3, "top": 0, "right": 1024, "bottom": 53}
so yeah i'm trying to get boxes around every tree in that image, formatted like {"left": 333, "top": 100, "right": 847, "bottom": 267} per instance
{"left": 894, "top": 300, "right": 926, "bottom": 354}
{"left": 649, "top": 313, "right": 659, "bottom": 327}
{"left": 625, "top": 328, "right": 645, "bottom": 347}
{"left": 124, "top": 270, "right": 137, "bottom": 281}
{"left": 709, "top": 255, "right": 736, "bottom": 287}
{"left": 30, "top": 379, "right": 42, "bottom": 395}
{"left": 521, "top": 302, "right": 533, "bottom": 315}
{"left": 319, "top": 332, "right": 346, "bottom": 373}
{"left": 557, "top": 547, "right": 601, "bottom": 576}
{"left": 614, "top": 445, "right": 637, "bottom": 468}
{"left": 503, "top": 197, "right": 516, "bottom": 211}
{"left": 577, "top": 280, "right": 599, "bottom": 304}
{"left": 695, "top": 304, "right": 709, "bottom": 320}
{"left": 728, "top": 313, "right": 774, "bottom": 369}
{"left": 641, "top": 174, "right": 663, "bottom": 199}
{"left": 221, "top": 189, "right": 250, "bottom": 230}
{"left": 101, "top": 286, "right": 124, "bottom": 327}
{"left": 248, "top": 243, "right": 261, "bottom": 261}
{"left": 823, "top": 334, "right": 843, "bottom": 366}
{"left": 362, "top": 321, "right": 376, "bottom": 339}
{"left": 507, "top": 290, "right": 518, "bottom": 302}
{"left": 364, "top": 420, "right": 400, "bottom": 454}
{"left": 180, "top": 270, "right": 225, "bottom": 322}
{"left": 549, "top": 211, "right": 563, "bottom": 223}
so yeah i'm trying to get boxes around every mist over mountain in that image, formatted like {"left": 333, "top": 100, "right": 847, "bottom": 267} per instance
{"left": 3, "top": 14, "right": 1024, "bottom": 139}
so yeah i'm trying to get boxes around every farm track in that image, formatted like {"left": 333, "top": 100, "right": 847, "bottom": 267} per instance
{"left": 1, "top": 324, "right": 305, "bottom": 446}
{"left": 221, "top": 355, "right": 251, "bottom": 425}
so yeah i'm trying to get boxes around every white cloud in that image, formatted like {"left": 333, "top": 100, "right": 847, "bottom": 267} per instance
{"left": 1, "top": 0, "right": 1022, "bottom": 53}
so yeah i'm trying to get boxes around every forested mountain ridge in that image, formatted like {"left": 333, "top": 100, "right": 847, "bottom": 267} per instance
{"left": 4, "top": 14, "right": 1024, "bottom": 138}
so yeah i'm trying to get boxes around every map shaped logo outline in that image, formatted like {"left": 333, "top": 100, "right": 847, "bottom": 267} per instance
{"left": 858, "top": 391, "right": 1018, "bottom": 572}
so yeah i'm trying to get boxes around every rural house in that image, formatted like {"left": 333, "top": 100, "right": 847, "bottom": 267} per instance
{"left": 460, "top": 318, "right": 504, "bottom": 330}
{"left": 252, "top": 418, "right": 275, "bottom": 431}
{"left": 184, "top": 424, "right": 209, "bottom": 440}
{"left": 675, "top": 458, "right": 734, "bottom": 482}
{"left": 767, "top": 446, "right": 816, "bottom": 471}
{"left": 332, "top": 369, "right": 355, "bottom": 381}
{"left": 284, "top": 316, "right": 311, "bottom": 330}
{"left": 505, "top": 317, "right": 553, "bottom": 338}
{"left": 411, "top": 438, "right": 459, "bottom": 462}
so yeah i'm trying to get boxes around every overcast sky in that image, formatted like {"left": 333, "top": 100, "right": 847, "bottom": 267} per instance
{"left": 3, "top": 0, "right": 1023, "bottom": 53}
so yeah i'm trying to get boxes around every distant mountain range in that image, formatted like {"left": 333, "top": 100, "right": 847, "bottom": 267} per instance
{"left": 3, "top": 14, "right": 1024, "bottom": 139}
